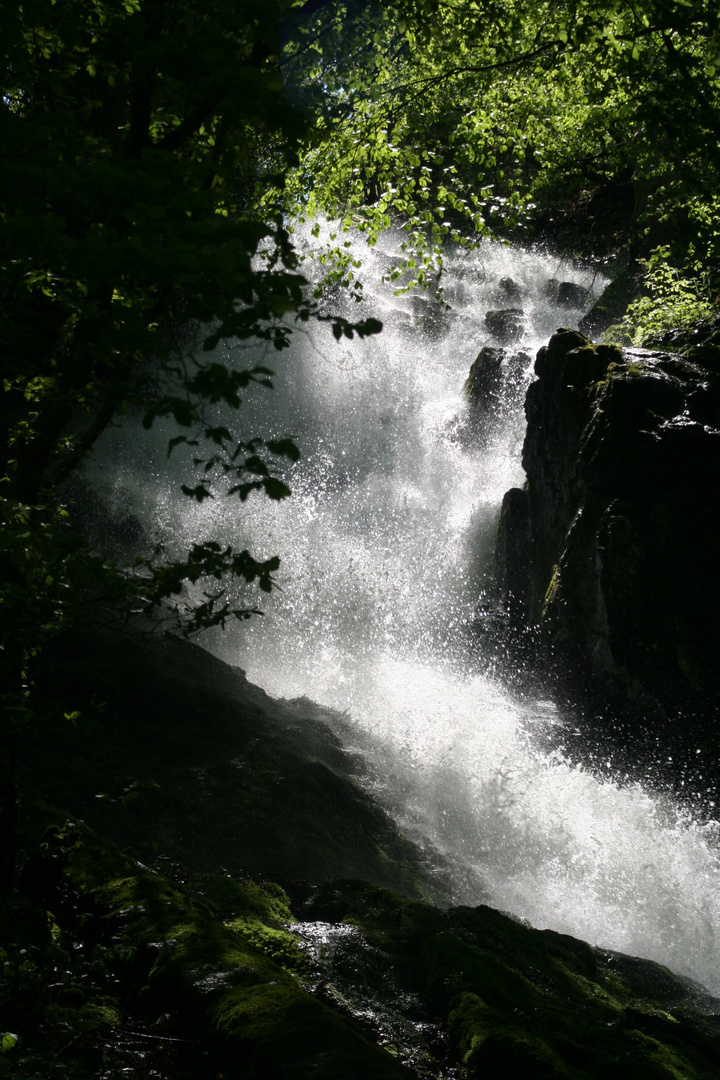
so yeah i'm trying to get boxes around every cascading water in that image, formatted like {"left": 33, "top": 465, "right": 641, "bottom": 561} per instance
{"left": 88, "top": 224, "right": 720, "bottom": 995}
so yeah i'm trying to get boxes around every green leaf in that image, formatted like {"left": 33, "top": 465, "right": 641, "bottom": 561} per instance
{"left": 1, "top": 1034, "right": 20, "bottom": 1054}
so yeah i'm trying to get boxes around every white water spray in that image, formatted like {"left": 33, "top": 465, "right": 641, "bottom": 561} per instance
{"left": 91, "top": 225, "right": 720, "bottom": 994}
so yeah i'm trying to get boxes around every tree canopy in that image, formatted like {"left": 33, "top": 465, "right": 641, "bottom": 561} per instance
{"left": 0, "top": 0, "right": 380, "bottom": 887}
{"left": 0, "top": 0, "right": 384, "bottom": 655}
{"left": 281, "top": 0, "right": 720, "bottom": 288}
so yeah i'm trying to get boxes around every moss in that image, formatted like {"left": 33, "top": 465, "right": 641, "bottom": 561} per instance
{"left": 603, "top": 322, "right": 636, "bottom": 347}
{"left": 554, "top": 963, "right": 624, "bottom": 1015}
{"left": 81, "top": 866, "right": 720, "bottom": 1079}
{"left": 212, "top": 982, "right": 412, "bottom": 1079}
{"left": 295, "top": 883, "right": 720, "bottom": 1080}
{"left": 543, "top": 564, "right": 560, "bottom": 617}
{"left": 448, "top": 990, "right": 571, "bottom": 1078}
{"left": 226, "top": 915, "right": 309, "bottom": 973}
{"left": 623, "top": 1030, "right": 695, "bottom": 1080}
{"left": 63, "top": 847, "right": 415, "bottom": 1078}
{"left": 581, "top": 267, "right": 642, "bottom": 339}
{"left": 45, "top": 998, "right": 121, "bottom": 1032}
{"left": 465, "top": 1029, "right": 573, "bottom": 1079}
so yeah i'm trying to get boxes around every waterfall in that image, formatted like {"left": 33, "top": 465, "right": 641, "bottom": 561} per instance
{"left": 88, "top": 224, "right": 720, "bottom": 995}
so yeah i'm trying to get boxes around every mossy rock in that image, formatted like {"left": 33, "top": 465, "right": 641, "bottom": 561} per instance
{"left": 81, "top": 854, "right": 417, "bottom": 1078}
{"left": 294, "top": 881, "right": 720, "bottom": 1080}
{"left": 5, "top": 813, "right": 417, "bottom": 1080}
{"left": 8, "top": 800, "right": 720, "bottom": 1080}
{"left": 9, "top": 624, "right": 720, "bottom": 1079}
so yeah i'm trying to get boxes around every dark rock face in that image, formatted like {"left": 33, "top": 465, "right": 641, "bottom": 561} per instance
{"left": 495, "top": 329, "right": 720, "bottom": 716}
{"left": 465, "top": 346, "right": 529, "bottom": 408}
{"left": 544, "top": 278, "right": 590, "bottom": 310}
{"left": 465, "top": 346, "right": 532, "bottom": 440}
{"left": 495, "top": 486, "right": 532, "bottom": 626}
{"left": 579, "top": 267, "right": 640, "bottom": 339}
{"left": 557, "top": 280, "right": 590, "bottom": 309}
{"left": 485, "top": 308, "right": 524, "bottom": 342}
{"left": 465, "top": 346, "right": 505, "bottom": 410}
{"left": 30, "top": 629, "right": 431, "bottom": 897}
{"left": 411, "top": 293, "right": 453, "bottom": 339}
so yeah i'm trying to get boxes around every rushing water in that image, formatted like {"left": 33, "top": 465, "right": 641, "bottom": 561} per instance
{"left": 89, "top": 225, "right": 720, "bottom": 994}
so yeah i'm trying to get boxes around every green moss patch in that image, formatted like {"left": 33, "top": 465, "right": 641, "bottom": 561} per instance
{"left": 295, "top": 881, "right": 720, "bottom": 1080}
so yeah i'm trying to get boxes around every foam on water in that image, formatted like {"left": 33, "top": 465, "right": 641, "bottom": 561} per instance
{"left": 89, "top": 224, "right": 720, "bottom": 994}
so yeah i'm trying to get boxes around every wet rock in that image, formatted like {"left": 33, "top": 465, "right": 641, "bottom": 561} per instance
{"left": 557, "top": 280, "right": 590, "bottom": 309}
{"left": 411, "top": 294, "right": 453, "bottom": 339}
{"left": 465, "top": 347, "right": 505, "bottom": 411}
{"left": 485, "top": 308, "right": 524, "bottom": 342}
{"left": 40, "top": 843, "right": 720, "bottom": 1080}
{"left": 494, "top": 328, "right": 720, "bottom": 717}
{"left": 579, "top": 266, "right": 640, "bottom": 338}
{"left": 15, "top": 622, "right": 720, "bottom": 1080}
{"left": 465, "top": 347, "right": 532, "bottom": 431}
{"left": 544, "top": 278, "right": 560, "bottom": 302}
{"left": 293, "top": 881, "right": 720, "bottom": 1080}
{"left": 545, "top": 278, "right": 593, "bottom": 311}
{"left": 495, "top": 487, "right": 532, "bottom": 628}
{"left": 30, "top": 629, "right": 432, "bottom": 898}
{"left": 498, "top": 276, "right": 522, "bottom": 301}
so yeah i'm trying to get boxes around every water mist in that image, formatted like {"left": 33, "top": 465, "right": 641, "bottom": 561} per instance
{"left": 88, "top": 225, "right": 720, "bottom": 995}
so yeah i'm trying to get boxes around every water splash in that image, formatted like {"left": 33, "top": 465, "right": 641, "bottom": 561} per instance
{"left": 89, "top": 225, "right": 720, "bottom": 994}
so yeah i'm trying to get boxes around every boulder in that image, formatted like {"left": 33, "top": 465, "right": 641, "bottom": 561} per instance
{"left": 494, "top": 329, "right": 720, "bottom": 721}
{"left": 485, "top": 308, "right": 524, "bottom": 342}
{"left": 498, "top": 275, "right": 522, "bottom": 300}
{"left": 16, "top": 829, "right": 720, "bottom": 1080}
{"left": 544, "top": 277, "right": 560, "bottom": 302}
{"left": 465, "top": 346, "right": 505, "bottom": 410}
{"left": 465, "top": 347, "right": 532, "bottom": 422}
{"left": 557, "top": 280, "right": 590, "bottom": 308}
{"left": 544, "top": 279, "right": 590, "bottom": 309}
{"left": 411, "top": 293, "right": 453, "bottom": 339}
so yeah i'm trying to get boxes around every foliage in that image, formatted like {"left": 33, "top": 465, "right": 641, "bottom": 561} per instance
{"left": 0, "top": 0, "right": 384, "bottom": 670}
{"left": 280, "top": 0, "right": 720, "bottom": 285}
{"left": 0, "top": 0, "right": 387, "bottom": 889}
{"left": 610, "top": 246, "right": 718, "bottom": 346}
{"left": 3, "top": 0, "right": 718, "bottom": 676}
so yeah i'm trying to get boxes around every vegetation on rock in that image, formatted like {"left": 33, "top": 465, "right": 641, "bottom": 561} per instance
{"left": 4, "top": 635, "right": 720, "bottom": 1079}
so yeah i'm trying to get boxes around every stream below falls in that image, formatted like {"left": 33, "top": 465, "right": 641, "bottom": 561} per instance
{"left": 88, "top": 226, "right": 720, "bottom": 996}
